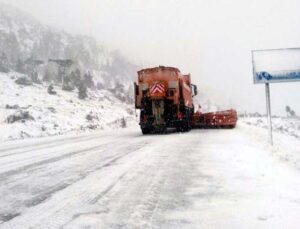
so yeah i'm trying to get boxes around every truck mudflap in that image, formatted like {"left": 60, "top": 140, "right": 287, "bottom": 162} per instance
{"left": 192, "top": 109, "right": 238, "bottom": 128}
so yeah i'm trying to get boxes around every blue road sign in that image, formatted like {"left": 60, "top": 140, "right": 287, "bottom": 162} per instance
{"left": 255, "top": 70, "right": 300, "bottom": 83}
{"left": 252, "top": 48, "right": 300, "bottom": 84}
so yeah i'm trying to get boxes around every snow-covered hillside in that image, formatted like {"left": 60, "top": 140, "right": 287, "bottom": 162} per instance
{"left": 0, "top": 3, "right": 141, "bottom": 141}
{"left": 0, "top": 72, "right": 138, "bottom": 141}
{"left": 0, "top": 3, "right": 139, "bottom": 90}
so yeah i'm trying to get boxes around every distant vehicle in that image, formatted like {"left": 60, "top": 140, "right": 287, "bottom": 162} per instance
{"left": 134, "top": 66, "right": 237, "bottom": 134}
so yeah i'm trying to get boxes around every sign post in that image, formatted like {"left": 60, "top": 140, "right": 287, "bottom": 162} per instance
{"left": 252, "top": 47, "right": 300, "bottom": 145}
{"left": 265, "top": 83, "right": 273, "bottom": 145}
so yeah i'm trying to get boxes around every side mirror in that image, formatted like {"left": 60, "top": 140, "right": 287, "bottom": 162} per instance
{"left": 192, "top": 84, "right": 198, "bottom": 97}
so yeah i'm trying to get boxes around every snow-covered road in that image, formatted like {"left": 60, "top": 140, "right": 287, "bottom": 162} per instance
{"left": 1, "top": 124, "right": 300, "bottom": 229}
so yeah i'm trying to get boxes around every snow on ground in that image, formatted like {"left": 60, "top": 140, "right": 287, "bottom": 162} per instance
{"left": 241, "top": 116, "right": 300, "bottom": 139}
{"left": 0, "top": 72, "right": 138, "bottom": 141}
{"left": 0, "top": 122, "right": 299, "bottom": 228}
{"left": 240, "top": 117, "right": 300, "bottom": 170}
{"left": 1, "top": 72, "right": 300, "bottom": 228}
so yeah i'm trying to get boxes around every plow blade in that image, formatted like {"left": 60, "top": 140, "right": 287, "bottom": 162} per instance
{"left": 192, "top": 109, "right": 237, "bottom": 129}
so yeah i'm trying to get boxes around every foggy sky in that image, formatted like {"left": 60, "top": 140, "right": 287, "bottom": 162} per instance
{"left": 1, "top": 0, "right": 300, "bottom": 115}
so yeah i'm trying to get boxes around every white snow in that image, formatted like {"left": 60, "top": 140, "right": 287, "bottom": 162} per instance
{"left": 0, "top": 72, "right": 138, "bottom": 141}
{"left": 241, "top": 116, "right": 300, "bottom": 139}
{"left": 240, "top": 117, "right": 300, "bottom": 169}
{"left": 0, "top": 121, "right": 299, "bottom": 228}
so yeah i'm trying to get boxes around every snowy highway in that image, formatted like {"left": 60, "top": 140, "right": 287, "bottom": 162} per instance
{"left": 1, "top": 124, "right": 300, "bottom": 229}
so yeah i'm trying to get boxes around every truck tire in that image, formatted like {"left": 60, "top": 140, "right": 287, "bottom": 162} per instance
{"left": 182, "top": 120, "right": 192, "bottom": 132}
{"left": 141, "top": 128, "right": 151, "bottom": 134}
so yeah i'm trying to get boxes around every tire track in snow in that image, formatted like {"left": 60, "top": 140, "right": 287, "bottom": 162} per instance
{"left": 0, "top": 132, "right": 117, "bottom": 157}
{"left": 0, "top": 137, "right": 154, "bottom": 229}
{"left": 0, "top": 139, "right": 149, "bottom": 224}
{"left": 0, "top": 133, "right": 132, "bottom": 176}
{"left": 64, "top": 133, "right": 199, "bottom": 229}
{"left": 25, "top": 141, "right": 147, "bottom": 208}
{"left": 0, "top": 144, "right": 108, "bottom": 179}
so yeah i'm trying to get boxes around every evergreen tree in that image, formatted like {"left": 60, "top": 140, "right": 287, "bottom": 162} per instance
{"left": 121, "top": 117, "right": 127, "bottom": 128}
{"left": 96, "top": 82, "right": 104, "bottom": 90}
{"left": 83, "top": 71, "right": 94, "bottom": 88}
{"left": 290, "top": 110, "right": 296, "bottom": 117}
{"left": 15, "top": 59, "right": 25, "bottom": 73}
{"left": 285, "top": 106, "right": 291, "bottom": 117}
{"left": 0, "top": 52, "right": 9, "bottom": 73}
{"left": 78, "top": 80, "right": 87, "bottom": 99}
{"left": 43, "top": 68, "right": 51, "bottom": 82}
{"left": 70, "top": 68, "right": 81, "bottom": 88}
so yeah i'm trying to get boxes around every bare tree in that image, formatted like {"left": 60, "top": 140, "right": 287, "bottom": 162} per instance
{"left": 285, "top": 106, "right": 291, "bottom": 117}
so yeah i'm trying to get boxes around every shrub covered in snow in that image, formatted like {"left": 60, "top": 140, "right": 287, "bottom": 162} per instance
{"left": 15, "top": 76, "right": 32, "bottom": 86}
{"left": 86, "top": 112, "right": 98, "bottom": 121}
{"left": 5, "top": 104, "right": 20, "bottom": 109}
{"left": 6, "top": 110, "right": 35, "bottom": 123}
{"left": 47, "top": 84, "right": 57, "bottom": 95}
{"left": 47, "top": 107, "right": 56, "bottom": 113}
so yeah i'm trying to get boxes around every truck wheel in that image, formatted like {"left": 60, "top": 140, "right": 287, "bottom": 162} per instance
{"left": 187, "top": 120, "right": 192, "bottom": 131}
{"left": 182, "top": 120, "right": 191, "bottom": 132}
{"left": 176, "top": 123, "right": 183, "bottom": 132}
{"left": 141, "top": 128, "right": 150, "bottom": 134}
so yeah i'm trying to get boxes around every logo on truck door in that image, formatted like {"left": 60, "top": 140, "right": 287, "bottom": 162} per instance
{"left": 150, "top": 82, "right": 165, "bottom": 94}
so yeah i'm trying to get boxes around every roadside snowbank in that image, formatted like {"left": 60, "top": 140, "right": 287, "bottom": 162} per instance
{"left": 241, "top": 116, "right": 300, "bottom": 139}
{"left": 239, "top": 118, "right": 300, "bottom": 170}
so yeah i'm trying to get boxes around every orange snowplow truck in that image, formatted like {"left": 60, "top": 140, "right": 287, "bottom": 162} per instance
{"left": 134, "top": 66, "right": 197, "bottom": 134}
